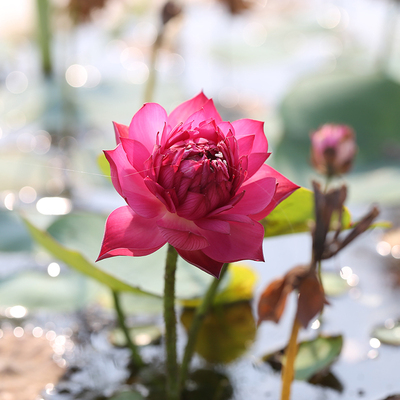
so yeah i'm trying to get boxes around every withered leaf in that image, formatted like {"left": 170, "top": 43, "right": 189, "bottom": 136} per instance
{"left": 258, "top": 266, "right": 309, "bottom": 324}
{"left": 296, "top": 273, "right": 326, "bottom": 328}
{"left": 258, "top": 277, "right": 289, "bottom": 324}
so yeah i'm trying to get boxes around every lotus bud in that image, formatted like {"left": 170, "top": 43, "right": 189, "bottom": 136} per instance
{"left": 310, "top": 124, "right": 357, "bottom": 177}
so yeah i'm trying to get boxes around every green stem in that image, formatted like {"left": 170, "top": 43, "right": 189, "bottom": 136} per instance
{"left": 164, "top": 244, "right": 179, "bottom": 400}
{"left": 112, "top": 290, "right": 144, "bottom": 368}
{"left": 143, "top": 28, "right": 164, "bottom": 103}
{"left": 281, "top": 317, "right": 301, "bottom": 400}
{"left": 178, "top": 263, "right": 229, "bottom": 394}
{"left": 36, "top": 0, "right": 52, "bottom": 77}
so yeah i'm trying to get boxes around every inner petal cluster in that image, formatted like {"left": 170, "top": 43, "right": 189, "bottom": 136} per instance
{"left": 149, "top": 124, "right": 242, "bottom": 220}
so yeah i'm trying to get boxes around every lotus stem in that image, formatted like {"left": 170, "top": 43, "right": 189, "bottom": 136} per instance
{"left": 164, "top": 244, "right": 180, "bottom": 400}
{"left": 281, "top": 317, "right": 301, "bottom": 400}
{"left": 36, "top": 0, "right": 53, "bottom": 77}
{"left": 111, "top": 290, "right": 144, "bottom": 369}
{"left": 178, "top": 263, "right": 229, "bottom": 394}
{"left": 143, "top": 28, "right": 163, "bottom": 103}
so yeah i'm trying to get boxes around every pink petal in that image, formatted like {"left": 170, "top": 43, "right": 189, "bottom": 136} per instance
{"left": 194, "top": 218, "right": 230, "bottom": 234}
{"left": 129, "top": 103, "right": 168, "bottom": 153}
{"left": 177, "top": 191, "right": 208, "bottom": 220}
{"left": 97, "top": 206, "right": 166, "bottom": 261}
{"left": 225, "top": 177, "right": 277, "bottom": 216}
{"left": 246, "top": 152, "right": 271, "bottom": 180}
{"left": 237, "top": 135, "right": 255, "bottom": 157}
{"left": 175, "top": 249, "right": 225, "bottom": 278}
{"left": 201, "top": 220, "right": 265, "bottom": 263}
{"left": 120, "top": 137, "right": 151, "bottom": 178}
{"left": 168, "top": 92, "right": 209, "bottom": 128}
{"left": 249, "top": 165, "right": 300, "bottom": 221}
{"left": 231, "top": 119, "right": 268, "bottom": 153}
{"left": 144, "top": 178, "right": 177, "bottom": 213}
{"left": 113, "top": 122, "right": 129, "bottom": 145}
{"left": 104, "top": 146, "right": 165, "bottom": 218}
{"left": 202, "top": 99, "right": 222, "bottom": 124}
{"left": 157, "top": 217, "right": 209, "bottom": 251}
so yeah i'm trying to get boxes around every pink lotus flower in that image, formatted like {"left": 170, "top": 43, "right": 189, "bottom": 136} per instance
{"left": 97, "top": 93, "right": 299, "bottom": 277}
{"left": 311, "top": 124, "right": 357, "bottom": 177}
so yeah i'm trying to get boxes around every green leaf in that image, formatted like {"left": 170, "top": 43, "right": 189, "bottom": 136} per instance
{"left": 26, "top": 213, "right": 214, "bottom": 299}
{"left": 97, "top": 152, "right": 111, "bottom": 178}
{"left": 321, "top": 272, "right": 349, "bottom": 297}
{"left": 293, "top": 335, "right": 343, "bottom": 381}
{"left": 22, "top": 217, "right": 159, "bottom": 297}
{"left": 372, "top": 321, "right": 400, "bottom": 346}
{"left": 262, "top": 335, "right": 343, "bottom": 382}
{"left": 262, "top": 187, "right": 352, "bottom": 237}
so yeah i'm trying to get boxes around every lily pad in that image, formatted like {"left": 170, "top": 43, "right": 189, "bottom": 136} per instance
{"left": 372, "top": 321, "right": 400, "bottom": 346}
{"left": 263, "top": 335, "right": 343, "bottom": 382}
{"left": 262, "top": 187, "right": 351, "bottom": 237}
{"left": 294, "top": 335, "right": 343, "bottom": 381}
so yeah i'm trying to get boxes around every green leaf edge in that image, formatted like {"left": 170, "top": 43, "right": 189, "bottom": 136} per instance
{"left": 22, "top": 216, "right": 160, "bottom": 298}
{"left": 294, "top": 334, "right": 343, "bottom": 381}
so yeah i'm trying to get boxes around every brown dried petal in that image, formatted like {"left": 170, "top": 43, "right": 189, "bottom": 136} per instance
{"left": 257, "top": 277, "right": 291, "bottom": 324}
{"left": 296, "top": 273, "right": 326, "bottom": 328}
{"left": 258, "top": 265, "right": 309, "bottom": 324}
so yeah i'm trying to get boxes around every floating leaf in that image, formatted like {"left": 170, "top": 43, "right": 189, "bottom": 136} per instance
{"left": 181, "top": 264, "right": 257, "bottom": 308}
{"left": 293, "top": 335, "right": 343, "bottom": 381}
{"left": 321, "top": 272, "right": 349, "bottom": 297}
{"left": 181, "top": 302, "right": 256, "bottom": 364}
{"left": 372, "top": 321, "right": 400, "bottom": 346}
{"left": 263, "top": 335, "right": 343, "bottom": 382}
{"left": 22, "top": 217, "right": 159, "bottom": 297}
{"left": 262, "top": 187, "right": 352, "bottom": 237}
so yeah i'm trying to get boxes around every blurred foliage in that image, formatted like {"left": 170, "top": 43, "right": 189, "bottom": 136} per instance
{"left": 181, "top": 301, "right": 256, "bottom": 364}
{"left": 276, "top": 73, "right": 400, "bottom": 183}
{"left": 262, "top": 187, "right": 352, "bottom": 237}
{"left": 372, "top": 321, "right": 400, "bottom": 346}
{"left": 263, "top": 335, "right": 343, "bottom": 382}
{"left": 0, "top": 210, "right": 33, "bottom": 252}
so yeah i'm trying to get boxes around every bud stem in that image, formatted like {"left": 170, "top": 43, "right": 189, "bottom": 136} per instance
{"left": 164, "top": 244, "right": 180, "bottom": 400}
{"left": 178, "top": 263, "right": 229, "bottom": 394}
{"left": 281, "top": 317, "right": 301, "bottom": 400}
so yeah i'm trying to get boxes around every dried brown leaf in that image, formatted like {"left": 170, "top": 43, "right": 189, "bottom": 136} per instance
{"left": 257, "top": 277, "right": 290, "bottom": 324}
{"left": 296, "top": 273, "right": 326, "bottom": 328}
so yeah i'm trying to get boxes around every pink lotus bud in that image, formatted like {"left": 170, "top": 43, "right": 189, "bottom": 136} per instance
{"left": 310, "top": 124, "right": 357, "bottom": 177}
